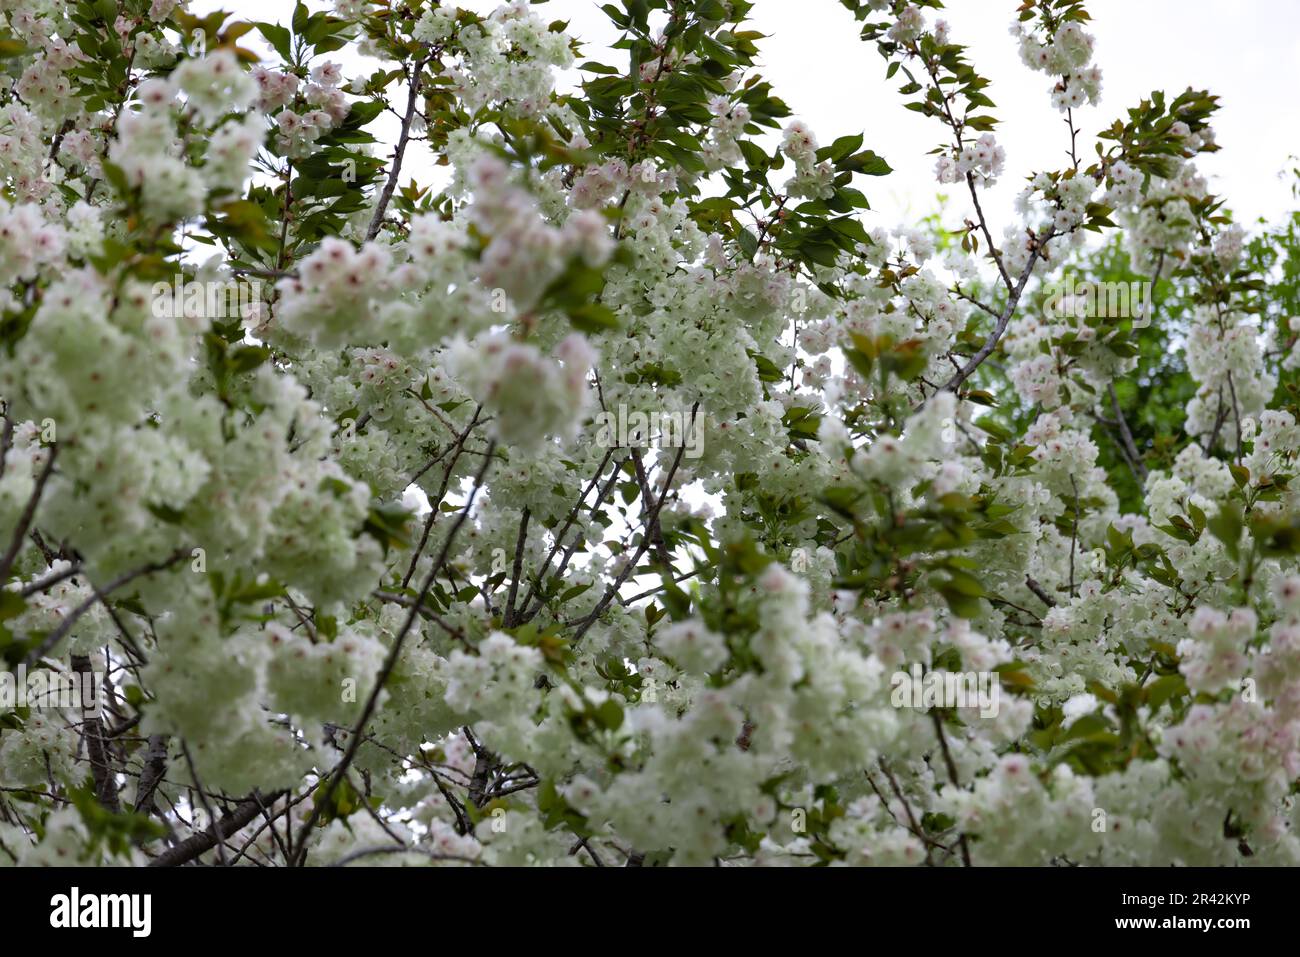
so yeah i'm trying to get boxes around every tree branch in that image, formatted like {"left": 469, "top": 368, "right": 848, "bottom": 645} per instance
{"left": 940, "top": 231, "right": 1053, "bottom": 394}
{"left": 0, "top": 443, "right": 58, "bottom": 583}
{"left": 22, "top": 548, "right": 189, "bottom": 668}
{"left": 148, "top": 794, "right": 278, "bottom": 867}
{"left": 290, "top": 440, "right": 497, "bottom": 865}
{"left": 571, "top": 405, "right": 697, "bottom": 642}
{"left": 1108, "top": 384, "right": 1147, "bottom": 482}
{"left": 930, "top": 710, "right": 972, "bottom": 867}
{"left": 72, "top": 654, "right": 120, "bottom": 814}
{"left": 365, "top": 53, "right": 434, "bottom": 241}
{"left": 503, "top": 507, "right": 530, "bottom": 628}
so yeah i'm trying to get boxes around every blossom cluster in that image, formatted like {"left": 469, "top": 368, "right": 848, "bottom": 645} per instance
{"left": 0, "top": 0, "right": 1296, "bottom": 873}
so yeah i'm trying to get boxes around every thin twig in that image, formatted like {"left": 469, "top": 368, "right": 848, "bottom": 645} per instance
{"left": 930, "top": 710, "right": 972, "bottom": 867}
{"left": 22, "top": 548, "right": 189, "bottom": 667}
{"left": 940, "top": 231, "right": 1053, "bottom": 394}
{"left": 291, "top": 441, "right": 497, "bottom": 865}
{"left": 0, "top": 444, "right": 58, "bottom": 583}
{"left": 503, "top": 508, "right": 530, "bottom": 627}
{"left": 1024, "top": 576, "right": 1056, "bottom": 608}
{"left": 365, "top": 53, "right": 434, "bottom": 241}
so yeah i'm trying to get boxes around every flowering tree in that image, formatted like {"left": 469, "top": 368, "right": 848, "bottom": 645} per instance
{"left": 1, "top": 0, "right": 1298, "bottom": 868}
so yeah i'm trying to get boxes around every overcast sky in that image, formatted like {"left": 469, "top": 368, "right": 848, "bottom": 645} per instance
{"left": 210, "top": 0, "right": 1300, "bottom": 229}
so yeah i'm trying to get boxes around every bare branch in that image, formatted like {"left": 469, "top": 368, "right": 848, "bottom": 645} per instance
{"left": 930, "top": 710, "right": 972, "bottom": 867}
{"left": 571, "top": 405, "right": 698, "bottom": 642}
{"left": 134, "top": 734, "right": 168, "bottom": 816}
{"left": 630, "top": 447, "right": 671, "bottom": 567}
{"left": 1108, "top": 384, "right": 1147, "bottom": 482}
{"left": 1024, "top": 576, "right": 1057, "bottom": 608}
{"left": 940, "top": 231, "right": 1054, "bottom": 394}
{"left": 503, "top": 507, "right": 530, "bottom": 627}
{"left": 22, "top": 548, "right": 189, "bottom": 668}
{"left": 72, "top": 654, "right": 120, "bottom": 814}
{"left": 19, "top": 561, "right": 83, "bottom": 597}
{"left": 290, "top": 440, "right": 497, "bottom": 865}
{"left": 365, "top": 53, "right": 434, "bottom": 241}
{"left": 0, "top": 443, "right": 58, "bottom": 583}
{"left": 148, "top": 793, "right": 280, "bottom": 867}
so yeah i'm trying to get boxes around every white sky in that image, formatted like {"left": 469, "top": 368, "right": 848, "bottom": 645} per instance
{"left": 206, "top": 0, "right": 1300, "bottom": 229}
{"left": 732, "top": 0, "right": 1300, "bottom": 228}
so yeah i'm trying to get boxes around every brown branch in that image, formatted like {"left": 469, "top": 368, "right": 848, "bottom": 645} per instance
{"left": 874, "top": 758, "right": 937, "bottom": 866}
{"left": 1225, "top": 369, "right": 1245, "bottom": 463}
{"left": 373, "top": 590, "right": 470, "bottom": 646}
{"left": 0, "top": 443, "right": 58, "bottom": 584}
{"left": 930, "top": 710, "right": 972, "bottom": 867}
{"left": 22, "top": 548, "right": 189, "bottom": 667}
{"left": 290, "top": 440, "right": 497, "bottom": 865}
{"left": 571, "top": 405, "right": 697, "bottom": 642}
{"left": 0, "top": 407, "right": 13, "bottom": 480}
{"left": 19, "top": 561, "right": 83, "bottom": 597}
{"left": 630, "top": 447, "right": 671, "bottom": 567}
{"left": 1068, "top": 474, "right": 1079, "bottom": 600}
{"left": 940, "top": 231, "right": 1053, "bottom": 395}
{"left": 365, "top": 53, "right": 434, "bottom": 241}
{"left": 71, "top": 654, "right": 120, "bottom": 814}
{"left": 1203, "top": 386, "right": 1230, "bottom": 454}
{"left": 518, "top": 449, "right": 623, "bottom": 624}
{"left": 181, "top": 740, "right": 228, "bottom": 866}
{"left": 467, "top": 738, "right": 495, "bottom": 810}
{"left": 402, "top": 407, "right": 482, "bottom": 589}
{"left": 1024, "top": 576, "right": 1056, "bottom": 608}
{"left": 134, "top": 734, "right": 168, "bottom": 816}
{"left": 620, "top": 561, "right": 715, "bottom": 607}
{"left": 966, "top": 172, "right": 1013, "bottom": 293}
{"left": 503, "top": 507, "right": 530, "bottom": 628}
{"left": 329, "top": 845, "right": 483, "bottom": 867}
{"left": 1108, "top": 384, "right": 1147, "bottom": 482}
{"left": 148, "top": 794, "right": 279, "bottom": 867}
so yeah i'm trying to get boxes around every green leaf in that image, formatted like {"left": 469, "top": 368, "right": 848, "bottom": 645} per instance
{"left": 362, "top": 501, "right": 414, "bottom": 554}
{"left": 567, "top": 302, "right": 619, "bottom": 333}
{"left": 937, "top": 576, "right": 984, "bottom": 619}
{"left": 1144, "top": 674, "right": 1187, "bottom": 711}
{"left": 595, "top": 698, "right": 624, "bottom": 731}
{"left": 0, "top": 590, "right": 25, "bottom": 621}
{"left": 818, "top": 133, "right": 863, "bottom": 164}
{"left": 255, "top": 22, "right": 292, "bottom": 61}
{"left": 840, "top": 149, "right": 892, "bottom": 176}
{"left": 1207, "top": 502, "right": 1243, "bottom": 560}
{"left": 974, "top": 416, "right": 1013, "bottom": 443}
